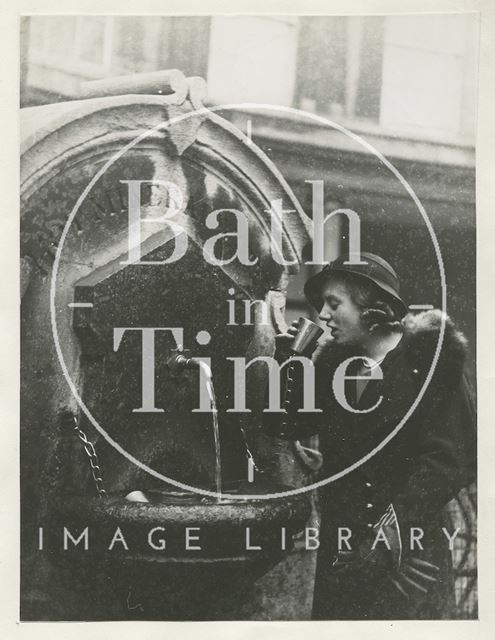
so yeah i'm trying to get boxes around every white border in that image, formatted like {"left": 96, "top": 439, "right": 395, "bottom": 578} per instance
{"left": 3, "top": 2, "right": 493, "bottom": 637}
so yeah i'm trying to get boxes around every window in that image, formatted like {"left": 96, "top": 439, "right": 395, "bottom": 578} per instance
{"left": 111, "top": 18, "right": 146, "bottom": 73}
{"left": 27, "top": 16, "right": 211, "bottom": 85}
{"left": 354, "top": 18, "right": 385, "bottom": 120}
{"left": 28, "top": 16, "right": 112, "bottom": 76}
{"left": 295, "top": 17, "right": 348, "bottom": 116}
{"left": 295, "top": 16, "right": 386, "bottom": 122}
{"left": 159, "top": 17, "right": 211, "bottom": 79}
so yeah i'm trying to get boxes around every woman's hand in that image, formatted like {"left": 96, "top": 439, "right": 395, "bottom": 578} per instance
{"left": 332, "top": 527, "right": 439, "bottom": 600}
{"left": 275, "top": 319, "right": 330, "bottom": 363}
{"left": 273, "top": 320, "right": 300, "bottom": 363}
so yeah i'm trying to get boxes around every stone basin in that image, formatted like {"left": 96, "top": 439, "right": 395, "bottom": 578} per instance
{"left": 51, "top": 479, "right": 311, "bottom": 619}
{"left": 54, "top": 478, "right": 311, "bottom": 560}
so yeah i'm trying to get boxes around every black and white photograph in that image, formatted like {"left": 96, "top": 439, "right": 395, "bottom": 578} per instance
{"left": 18, "top": 10, "right": 479, "bottom": 623}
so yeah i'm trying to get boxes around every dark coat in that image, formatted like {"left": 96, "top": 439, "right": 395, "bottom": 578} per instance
{"left": 264, "top": 310, "right": 476, "bottom": 619}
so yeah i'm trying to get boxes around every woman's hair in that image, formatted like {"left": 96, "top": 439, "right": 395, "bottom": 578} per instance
{"left": 330, "top": 272, "right": 404, "bottom": 334}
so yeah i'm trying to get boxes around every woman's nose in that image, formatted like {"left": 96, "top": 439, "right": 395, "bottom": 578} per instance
{"left": 319, "top": 304, "right": 331, "bottom": 322}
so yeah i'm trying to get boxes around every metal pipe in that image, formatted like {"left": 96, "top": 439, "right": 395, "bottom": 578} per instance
{"left": 167, "top": 349, "right": 202, "bottom": 373}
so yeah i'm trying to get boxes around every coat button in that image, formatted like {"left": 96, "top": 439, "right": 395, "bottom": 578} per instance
{"left": 365, "top": 482, "right": 372, "bottom": 487}
{"left": 366, "top": 503, "right": 373, "bottom": 508}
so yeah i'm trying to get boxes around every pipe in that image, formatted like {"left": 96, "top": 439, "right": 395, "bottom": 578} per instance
{"left": 79, "top": 69, "right": 188, "bottom": 103}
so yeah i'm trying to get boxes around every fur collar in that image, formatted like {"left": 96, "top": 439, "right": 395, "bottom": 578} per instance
{"left": 401, "top": 309, "right": 468, "bottom": 384}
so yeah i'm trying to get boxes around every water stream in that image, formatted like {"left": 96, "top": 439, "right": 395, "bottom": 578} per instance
{"left": 198, "top": 361, "right": 261, "bottom": 502}
{"left": 198, "top": 361, "right": 222, "bottom": 500}
{"left": 127, "top": 356, "right": 258, "bottom": 505}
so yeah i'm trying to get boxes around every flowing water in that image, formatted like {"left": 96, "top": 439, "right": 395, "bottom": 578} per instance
{"left": 198, "top": 361, "right": 222, "bottom": 500}
{"left": 198, "top": 361, "right": 262, "bottom": 502}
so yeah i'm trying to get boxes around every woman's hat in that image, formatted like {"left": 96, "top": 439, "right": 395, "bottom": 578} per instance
{"left": 304, "top": 252, "right": 408, "bottom": 317}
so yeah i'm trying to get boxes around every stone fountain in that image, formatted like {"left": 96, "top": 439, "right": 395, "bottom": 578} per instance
{"left": 20, "top": 70, "right": 316, "bottom": 620}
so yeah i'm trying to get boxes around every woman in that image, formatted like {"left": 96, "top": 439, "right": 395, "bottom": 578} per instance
{"left": 264, "top": 252, "right": 476, "bottom": 619}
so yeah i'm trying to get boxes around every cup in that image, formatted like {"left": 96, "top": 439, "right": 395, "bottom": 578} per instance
{"left": 290, "top": 317, "right": 324, "bottom": 355}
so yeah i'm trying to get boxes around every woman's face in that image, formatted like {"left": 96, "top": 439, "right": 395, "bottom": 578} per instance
{"left": 318, "top": 279, "right": 369, "bottom": 347}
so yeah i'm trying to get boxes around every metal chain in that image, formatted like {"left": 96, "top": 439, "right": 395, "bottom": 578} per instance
{"left": 68, "top": 414, "right": 107, "bottom": 498}
{"left": 280, "top": 355, "right": 296, "bottom": 437}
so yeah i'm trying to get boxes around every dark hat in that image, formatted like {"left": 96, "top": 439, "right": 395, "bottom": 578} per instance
{"left": 304, "top": 252, "right": 408, "bottom": 317}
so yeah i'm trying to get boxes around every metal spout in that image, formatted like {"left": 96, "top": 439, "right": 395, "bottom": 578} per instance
{"left": 167, "top": 348, "right": 201, "bottom": 373}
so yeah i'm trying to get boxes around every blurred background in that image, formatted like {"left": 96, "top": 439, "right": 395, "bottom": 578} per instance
{"left": 20, "top": 14, "right": 478, "bottom": 617}
{"left": 20, "top": 14, "right": 478, "bottom": 350}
